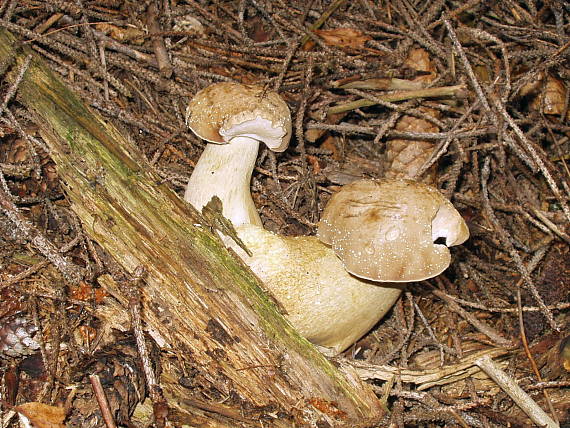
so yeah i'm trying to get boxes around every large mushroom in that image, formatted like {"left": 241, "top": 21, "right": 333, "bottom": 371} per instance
{"left": 317, "top": 179, "right": 470, "bottom": 282}
{"left": 184, "top": 82, "right": 469, "bottom": 354}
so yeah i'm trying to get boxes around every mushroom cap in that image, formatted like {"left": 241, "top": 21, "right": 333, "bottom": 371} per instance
{"left": 185, "top": 82, "right": 291, "bottom": 152}
{"left": 317, "top": 179, "right": 469, "bottom": 282}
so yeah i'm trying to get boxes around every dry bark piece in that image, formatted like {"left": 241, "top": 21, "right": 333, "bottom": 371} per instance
{"left": 317, "top": 179, "right": 469, "bottom": 282}
{"left": 349, "top": 347, "right": 509, "bottom": 391}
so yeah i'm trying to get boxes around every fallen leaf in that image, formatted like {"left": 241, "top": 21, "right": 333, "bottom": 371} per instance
{"left": 306, "top": 155, "right": 322, "bottom": 175}
{"left": 15, "top": 402, "right": 66, "bottom": 428}
{"left": 531, "top": 75, "right": 567, "bottom": 116}
{"left": 313, "top": 28, "right": 371, "bottom": 49}
{"left": 318, "top": 134, "right": 340, "bottom": 159}
{"left": 69, "top": 281, "right": 108, "bottom": 303}
{"left": 560, "top": 336, "right": 570, "bottom": 371}
{"left": 403, "top": 48, "right": 437, "bottom": 84}
{"left": 95, "top": 23, "right": 145, "bottom": 44}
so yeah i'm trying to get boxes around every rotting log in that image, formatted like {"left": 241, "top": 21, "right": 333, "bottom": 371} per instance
{"left": 0, "top": 29, "right": 384, "bottom": 426}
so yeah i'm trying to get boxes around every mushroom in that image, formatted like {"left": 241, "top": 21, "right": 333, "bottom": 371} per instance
{"left": 184, "top": 82, "right": 291, "bottom": 227}
{"left": 317, "top": 179, "right": 470, "bottom": 282}
{"left": 233, "top": 179, "right": 468, "bottom": 354}
{"left": 184, "top": 82, "right": 469, "bottom": 354}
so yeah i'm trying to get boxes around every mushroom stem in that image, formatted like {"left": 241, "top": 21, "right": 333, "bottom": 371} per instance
{"left": 184, "top": 136, "right": 262, "bottom": 227}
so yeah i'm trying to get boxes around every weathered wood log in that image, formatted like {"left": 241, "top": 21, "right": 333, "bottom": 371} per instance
{"left": 0, "top": 29, "right": 384, "bottom": 426}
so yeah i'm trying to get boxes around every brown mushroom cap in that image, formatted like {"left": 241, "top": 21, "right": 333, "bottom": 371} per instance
{"left": 185, "top": 82, "right": 291, "bottom": 151}
{"left": 317, "top": 179, "right": 469, "bottom": 282}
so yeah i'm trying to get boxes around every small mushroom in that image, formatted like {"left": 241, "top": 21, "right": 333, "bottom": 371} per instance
{"left": 317, "top": 179, "right": 470, "bottom": 282}
{"left": 184, "top": 82, "right": 291, "bottom": 227}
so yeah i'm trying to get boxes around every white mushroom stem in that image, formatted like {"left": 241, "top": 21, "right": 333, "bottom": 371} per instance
{"left": 475, "top": 355, "right": 559, "bottom": 428}
{"left": 184, "top": 136, "right": 262, "bottom": 227}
